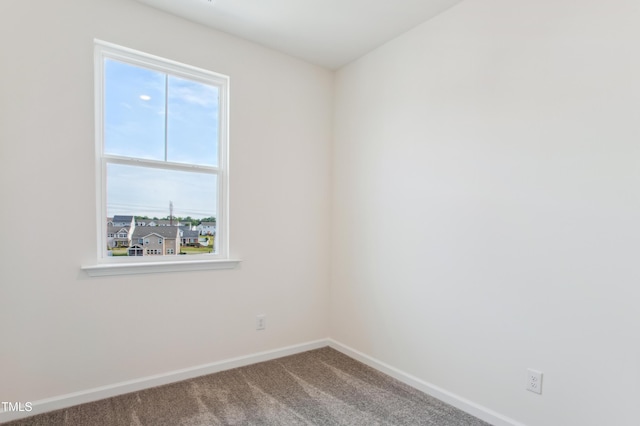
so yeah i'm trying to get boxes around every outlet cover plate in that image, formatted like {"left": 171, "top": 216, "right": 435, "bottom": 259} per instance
{"left": 526, "top": 369, "right": 543, "bottom": 394}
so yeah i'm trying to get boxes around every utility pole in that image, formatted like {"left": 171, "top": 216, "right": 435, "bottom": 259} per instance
{"left": 169, "top": 201, "right": 174, "bottom": 226}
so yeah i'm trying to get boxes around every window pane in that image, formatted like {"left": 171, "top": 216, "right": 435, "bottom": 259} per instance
{"left": 167, "top": 76, "right": 219, "bottom": 167}
{"left": 104, "top": 59, "right": 166, "bottom": 160}
{"left": 106, "top": 163, "right": 217, "bottom": 219}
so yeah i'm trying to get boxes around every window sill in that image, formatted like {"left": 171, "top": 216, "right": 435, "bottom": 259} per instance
{"left": 81, "top": 258, "right": 241, "bottom": 277}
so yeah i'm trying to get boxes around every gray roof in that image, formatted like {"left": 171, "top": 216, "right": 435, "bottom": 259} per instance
{"left": 112, "top": 215, "right": 134, "bottom": 223}
{"left": 150, "top": 219, "right": 178, "bottom": 226}
{"left": 107, "top": 225, "right": 130, "bottom": 233}
{"left": 199, "top": 222, "right": 216, "bottom": 226}
{"left": 182, "top": 230, "right": 199, "bottom": 238}
{"left": 132, "top": 226, "right": 179, "bottom": 239}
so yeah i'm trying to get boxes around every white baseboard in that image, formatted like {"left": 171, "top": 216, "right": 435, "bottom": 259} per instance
{"left": 328, "top": 339, "right": 525, "bottom": 426}
{"left": 0, "top": 339, "right": 328, "bottom": 423}
{"left": 2, "top": 339, "right": 522, "bottom": 426}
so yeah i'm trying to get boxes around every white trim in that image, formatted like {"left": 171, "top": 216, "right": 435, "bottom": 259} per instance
{"left": 94, "top": 39, "right": 228, "bottom": 85}
{"left": 94, "top": 41, "right": 106, "bottom": 264}
{"left": 81, "top": 258, "right": 241, "bottom": 277}
{"left": 0, "top": 339, "right": 328, "bottom": 423}
{"left": 328, "top": 339, "right": 526, "bottom": 426}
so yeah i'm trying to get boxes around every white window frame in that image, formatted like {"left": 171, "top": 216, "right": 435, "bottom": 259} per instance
{"left": 82, "top": 40, "right": 239, "bottom": 277}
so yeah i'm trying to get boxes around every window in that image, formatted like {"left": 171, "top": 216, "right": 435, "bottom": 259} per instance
{"left": 84, "top": 40, "right": 238, "bottom": 276}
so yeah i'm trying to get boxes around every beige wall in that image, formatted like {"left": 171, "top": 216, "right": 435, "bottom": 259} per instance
{"left": 0, "top": 0, "right": 331, "bottom": 403}
{"left": 331, "top": 1, "right": 640, "bottom": 425}
{"left": 3, "top": 0, "right": 639, "bottom": 424}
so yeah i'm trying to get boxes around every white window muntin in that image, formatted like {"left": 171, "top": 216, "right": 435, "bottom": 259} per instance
{"left": 94, "top": 40, "right": 229, "bottom": 264}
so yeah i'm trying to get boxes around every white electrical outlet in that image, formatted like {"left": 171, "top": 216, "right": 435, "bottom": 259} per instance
{"left": 526, "top": 369, "right": 543, "bottom": 394}
{"left": 256, "top": 315, "right": 266, "bottom": 330}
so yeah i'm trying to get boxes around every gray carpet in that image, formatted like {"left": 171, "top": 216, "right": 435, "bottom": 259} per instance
{"left": 3, "top": 347, "right": 490, "bottom": 425}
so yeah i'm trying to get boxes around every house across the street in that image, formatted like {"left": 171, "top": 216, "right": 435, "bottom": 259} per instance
{"left": 128, "top": 226, "right": 180, "bottom": 256}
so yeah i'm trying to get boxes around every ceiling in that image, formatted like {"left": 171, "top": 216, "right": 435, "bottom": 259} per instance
{"left": 135, "top": 0, "right": 464, "bottom": 70}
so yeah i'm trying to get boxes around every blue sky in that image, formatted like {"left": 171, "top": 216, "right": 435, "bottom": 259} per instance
{"left": 104, "top": 59, "right": 219, "bottom": 219}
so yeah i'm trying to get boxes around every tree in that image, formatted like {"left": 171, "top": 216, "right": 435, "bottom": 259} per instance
{"left": 199, "top": 216, "right": 217, "bottom": 225}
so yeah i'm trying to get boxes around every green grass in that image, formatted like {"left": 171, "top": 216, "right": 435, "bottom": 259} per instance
{"left": 110, "top": 247, "right": 128, "bottom": 256}
{"left": 180, "top": 246, "right": 214, "bottom": 255}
